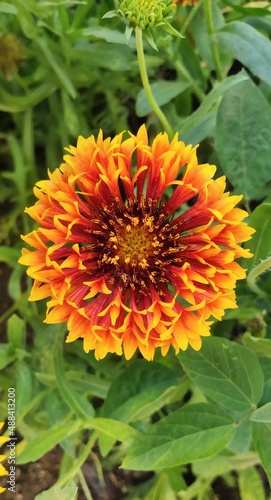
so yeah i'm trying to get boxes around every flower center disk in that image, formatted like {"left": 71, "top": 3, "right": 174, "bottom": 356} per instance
{"left": 117, "top": 219, "right": 155, "bottom": 268}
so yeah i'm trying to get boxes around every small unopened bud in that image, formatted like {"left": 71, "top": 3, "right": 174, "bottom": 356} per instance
{"left": 118, "top": 0, "right": 174, "bottom": 30}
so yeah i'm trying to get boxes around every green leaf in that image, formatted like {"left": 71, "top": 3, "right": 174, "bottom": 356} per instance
{"left": 82, "top": 27, "right": 135, "bottom": 47}
{"left": 193, "top": 451, "right": 260, "bottom": 479}
{"left": 122, "top": 403, "right": 235, "bottom": 470}
{"left": 238, "top": 467, "right": 266, "bottom": 500}
{"left": 103, "top": 360, "right": 178, "bottom": 422}
{"left": 179, "top": 337, "right": 264, "bottom": 415}
{"left": 245, "top": 204, "right": 271, "bottom": 271}
{"left": 178, "top": 73, "right": 249, "bottom": 143}
{"left": 243, "top": 333, "right": 271, "bottom": 359}
{"left": 252, "top": 421, "right": 271, "bottom": 483}
{"left": 227, "top": 419, "right": 252, "bottom": 454}
{"left": 214, "top": 21, "right": 271, "bottom": 87}
{"left": 7, "top": 315, "right": 25, "bottom": 350}
{"left": 17, "top": 420, "right": 83, "bottom": 464}
{"left": 35, "top": 480, "right": 78, "bottom": 500}
{"left": 215, "top": 78, "right": 271, "bottom": 200}
{"left": 136, "top": 81, "right": 191, "bottom": 117}
{"left": 54, "top": 332, "right": 95, "bottom": 419}
{"left": 16, "top": 362, "right": 32, "bottom": 415}
{"left": 37, "top": 38, "right": 77, "bottom": 99}
{"left": 0, "top": 82, "right": 56, "bottom": 113}
{"left": 85, "top": 417, "right": 138, "bottom": 445}
{"left": 0, "top": 2, "right": 17, "bottom": 14}
{"left": 0, "top": 344, "right": 17, "bottom": 370}
{"left": 250, "top": 403, "right": 271, "bottom": 423}
{"left": 0, "top": 246, "right": 20, "bottom": 265}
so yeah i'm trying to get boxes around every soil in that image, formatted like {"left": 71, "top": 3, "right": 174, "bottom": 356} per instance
{"left": 2, "top": 446, "right": 153, "bottom": 500}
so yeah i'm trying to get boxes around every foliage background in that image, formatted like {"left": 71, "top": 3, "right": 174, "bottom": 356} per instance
{"left": 0, "top": 0, "right": 271, "bottom": 498}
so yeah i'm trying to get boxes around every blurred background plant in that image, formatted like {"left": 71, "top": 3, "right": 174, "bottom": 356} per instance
{"left": 1, "top": 0, "right": 271, "bottom": 499}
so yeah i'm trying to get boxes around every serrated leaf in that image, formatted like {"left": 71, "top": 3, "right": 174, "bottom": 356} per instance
{"left": 103, "top": 360, "right": 178, "bottom": 422}
{"left": 214, "top": 21, "right": 271, "bottom": 87}
{"left": 250, "top": 403, "right": 271, "bottom": 423}
{"left": 179, "top": 337, "right": 263, "bottom": 415}
{"left": 215, "top": 79, "right": 271, "bottom": 200}
{"left": 122, "top": 403, "right": 235, "bottom": 470}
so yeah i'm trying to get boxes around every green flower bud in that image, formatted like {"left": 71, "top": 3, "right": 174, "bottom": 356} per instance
{"left": 118, "top": 0, "right": 174, "bottom": 30}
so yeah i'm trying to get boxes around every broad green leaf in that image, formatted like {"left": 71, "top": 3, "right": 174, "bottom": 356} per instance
{"left": 238, "top": 467, "right": 266, "bottom": 500}
{"left": 250, "top": 403, "right": 271, "bottom": 423}
{"left": 214, "top": 21, "right": 271, "bottom": 87}
{"left": 85, "top": 417, "right": 138, "bottom": 445}
{"left": 252, "top": 421, "right": 271, "bottom": 483}
{"left": 122, "top": 403, "right": 235, "bottom": 470}
{"left": 74, "top": 43, "right": 134, "bottom": 71}
{"left": 215, "top": 79, "right": 271, "bottom": 200}
{"left": 82, "top": 27, "right": 136, "bottom": 47}
{"left": 17, "top": 420, "right": 83, "bottom": 464}
{"left": 227, "top": 419, "right": 252, "bottom": 454}
{"left": 193, "top": 452, "right": 259, "bottom": 479}
{"left": 136, "top": 81, "right": 191, "bottom": 117}
{"left": 179, "top": 337, "right": 263, "bottom": 415}
{"left": 245, "top": 204, "right": 271, "bottom": 270}
{"left": 243, "top": 333, "right": 271, "bottom": 359}
{"left": 35, "top": 480, "right": 78, "bottom": 500}
{"left": 68, "top": 373, "right": 109, "bottom": 399}
{"left": 103, "top": 360, "right": 178, "bottom": 422}
{"left": 178, "top": 73, "right": 248, "bottom": 140}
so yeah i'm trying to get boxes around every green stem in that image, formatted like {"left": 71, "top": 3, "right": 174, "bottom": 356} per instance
{"left": 247, "top": 256, "right": 271, "bottom": 298}
{"left": 175, "top": 60, "right": 205, "bottom": 102}
{"left": 135, "top": 26, "right": 173, "bottom": 138}
{"left": 77, "top": 469, "right": 93, "bottom": 500}
{"left": 203, "top": 0, "right": 223, "bottom": 81}
{"left": 180, "top": 0, "right": 202, "bottom": 36}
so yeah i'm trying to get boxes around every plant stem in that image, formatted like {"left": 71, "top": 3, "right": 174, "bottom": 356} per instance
{"left": 180, "top": 0, "right": 202, "bottom": 36}
{"left": 135, "top": 26, "right": 173, "bottom": 138}
{"left": 77, "top": 469, "right": 93, "bottom": 500}
{"left": 247, "top": 256, "right": 271, "bottom": 298}
{"left": 175, "top": 60, "right": 205, "bottom": 102}
{"left": 203, "top": 0, "right": 223, "bottom": 81}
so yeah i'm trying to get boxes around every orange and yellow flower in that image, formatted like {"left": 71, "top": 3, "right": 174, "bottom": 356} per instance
{"left": 19, "top": 125, "right": 254, "bottom": 360}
